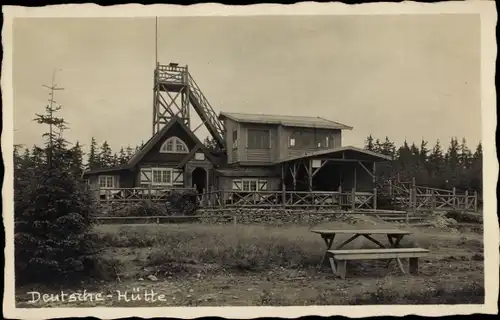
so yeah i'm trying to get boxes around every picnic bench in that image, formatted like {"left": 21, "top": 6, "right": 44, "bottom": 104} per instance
{"left": 311, "top": 229, "right": 429, "bottom": 279}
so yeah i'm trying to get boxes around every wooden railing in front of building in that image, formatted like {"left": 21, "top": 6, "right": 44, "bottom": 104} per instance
{"left": 89, "top": 185, "right": 479, "bottom": 213}
{"left": 197, "top": 189, "right": 378, "bottom": 210}
{"left": 90, "top": 186, "right": 195, "bottom": 206}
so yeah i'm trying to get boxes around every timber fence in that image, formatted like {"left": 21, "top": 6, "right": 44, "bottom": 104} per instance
{"left": 89, "top": 178, "right": 479, "bottom": 213}
{"left": 379, "top": 176, "right": 479, "bottom": 213}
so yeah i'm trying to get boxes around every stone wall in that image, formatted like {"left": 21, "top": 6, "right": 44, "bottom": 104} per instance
{"left": 196, "top": 208, "right": 353, "bottom": 226}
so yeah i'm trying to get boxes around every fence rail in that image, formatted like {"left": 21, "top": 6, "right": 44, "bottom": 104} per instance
{"left": 378, "top": 176, "right": 479, "bottom": 213}
{"left": 90, "top": 187, "right": 195, "bottom": 206}
{"left": 89, "top": 183, "right": 479, "bottom": 213}
{"left": 197, "top": 189, "right": 378, "bottom": 210}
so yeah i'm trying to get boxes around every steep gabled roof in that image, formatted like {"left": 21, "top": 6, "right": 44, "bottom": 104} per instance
{"left": 219, "top": 111, "right": 353, "bottom": 130}
{"left": 128, "top": 116, "right": 218, "bottom": 168}
{"left": 83, "top": 116, "right": 218, "bottom": 176}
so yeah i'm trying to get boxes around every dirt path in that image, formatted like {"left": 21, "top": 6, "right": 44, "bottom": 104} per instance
{"left": 16, "top": 222, "right": 484, "bottom": 307}
{"left": 16, "top": 256, "right": 483, "bottom": 307}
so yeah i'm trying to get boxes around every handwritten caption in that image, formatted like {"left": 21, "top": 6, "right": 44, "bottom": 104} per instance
{"left": 27, "top": 288, "right": 170, "bottom": 304}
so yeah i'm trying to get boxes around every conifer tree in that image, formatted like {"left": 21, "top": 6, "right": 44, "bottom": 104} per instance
{"left": 459, "top": 138, "right": 473, "bottom": 169}
{"left": 363, "top": 133, "right": 482, "bottom": 194}
{"left": 472, "top": 142, "right": 482, "bottom": 167}
{"left": 14, "top": 148, "right": 33, "bottom": 210}
{"left": 395, "top": 140, "right": 412, "bottom": 179}
{"left": 374, "top": 138, "right": 383, "bottom": 154}
{"left": 70, "top": 141, "right": 84, "bottom": 178}
{"left": 446, "top": 137, "right": 460, "bottom": 172}
{"left": 428, "top": 139, "right": 444, "bottom": 176}
{"left": 381, "top": 136, "right": 396, "bottom": 158}
{"left": 365, "top": 135, "right": 375, "bottom": 151}
{"left": 117, "top": 147, "right": 128, "bottom": 164}
{"left": 125, "top": 145, "right": 135, "bottom": 161}
{"left": 99, "top": 141, "right": 114, "bottom": 168}
{"left": 87, "top": 137, "right": 100, "bottom": 170}
{"left": 469, "top": 142, "right": 483, "bottom": 193}
{"left": 15, "top": 82, "right": 96, "bottom": 284}
{"left": 419, "top": 139, "right": 429, "bottom": 165}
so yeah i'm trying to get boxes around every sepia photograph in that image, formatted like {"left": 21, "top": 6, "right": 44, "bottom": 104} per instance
{"left": 2, "top": 1, "right": 498, "bottom": 318}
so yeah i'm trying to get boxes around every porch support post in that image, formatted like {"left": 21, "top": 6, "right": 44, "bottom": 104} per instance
{"left": 373, "top": 162, "right": 377, "bottom": 210}
{"left": 353, "top": 166, "right": 357, "bottom": 191}
{"left": 291, "top": 162, "right": 297, "bottom": 190}
{"left": 339, "top": 169, "right": 343, "bottom": 193}
{"left": 308, "top": 159, "right": 313, "bottom": 192}
{"left": 281, "top": 164, "right": 286, "bottom": 207}
{"left": 474, "top": 191, "right": 478, "bottom": 212}
{"left": 206, "top": 168, "right": 209, "bottom": 191}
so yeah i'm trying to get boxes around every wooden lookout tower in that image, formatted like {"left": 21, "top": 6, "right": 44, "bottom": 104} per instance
{"left": 152, "top": 62, "right": 226, "bottom": 152}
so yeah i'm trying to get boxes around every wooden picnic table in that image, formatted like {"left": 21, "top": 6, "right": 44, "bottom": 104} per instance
{"left": 311, "top": 228, "right": 412, "bottom": 270}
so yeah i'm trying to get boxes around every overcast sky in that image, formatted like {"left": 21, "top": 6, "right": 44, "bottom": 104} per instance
{"left": 13, "top": 14, "right": 481, "bottom": 154}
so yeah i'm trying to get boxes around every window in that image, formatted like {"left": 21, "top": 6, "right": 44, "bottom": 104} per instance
{"left": 289, "top": 131, "right": 332, "bottom": 149}
{"left": 232, "top": 130, "right": 238, "bottom": 149}
{"left": 176, "top": 142, "right": 186, "bottom": 152}
{"left": 165, "top": 140, "right": 173, "bottom": 152}
{"left": 247, "top": 129, "right": 270, "bottom": 149}
{"left": 242, "top": 180, "right": 250, "bottom": 191}
{"left": 289, "top": 132, "right": 301, "bottom": 148}
{"left": 99, "top": 175, "right": 115, "bottom": 189}
{"left": 250, "top": 180, "right": 257, "bottom": 191}
{"left": 232, "top": 179, "right": 268, "bottom": 191}
{"left": 152, "top": 168, "right": 172, "bottom": 185}
{"left": 317, "top": 135, "right": 330, "bottom": 148}
{"left": 160, "top": 136, "right": 188, "bottom": 154}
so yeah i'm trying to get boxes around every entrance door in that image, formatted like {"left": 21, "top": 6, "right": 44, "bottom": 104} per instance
{"left": 192, "top": 167, "right": 207, "bottom": 194}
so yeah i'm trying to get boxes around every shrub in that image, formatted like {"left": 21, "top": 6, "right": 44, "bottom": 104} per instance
{"left": 165, "top": 189, "right": 198, "bottom": 215}
{"left": 102, "top": 190, "right": 198, "bottom": 217}
{"left": 106, "top": 201, "right": 169, "bottom": 217}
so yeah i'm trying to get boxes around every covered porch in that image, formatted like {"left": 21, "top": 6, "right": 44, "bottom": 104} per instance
{"left": 275, "top": 146, "right": 392, "bottom": 210}
{"left": 278, "top": 146, "right": 392, "bottom": 192}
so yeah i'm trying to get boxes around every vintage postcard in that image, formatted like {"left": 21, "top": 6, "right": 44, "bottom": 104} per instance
{"left": 2, "top": 1, "right": 498, "bottom": 319}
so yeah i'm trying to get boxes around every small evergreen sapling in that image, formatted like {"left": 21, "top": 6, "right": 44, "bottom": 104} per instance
{"left": 15, "top": 87, "right": 97, "bottom": 284}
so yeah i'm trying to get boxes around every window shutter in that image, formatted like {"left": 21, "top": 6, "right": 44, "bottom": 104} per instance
{"left": 173, "top": 169, "right": 183, "bottom": 183}
{"left": 140, "top": 168, "right": 152, "bottom": 182}
{"left": 232, "top": 179, "right": 242, "bottom": 190}
{"left": 258, "top": 180, "right": 268, "bottom": 190}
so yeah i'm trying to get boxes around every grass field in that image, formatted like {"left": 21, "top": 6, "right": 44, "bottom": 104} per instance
{"left": 16, "top": 215, "right": 484, "bottom": 307}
